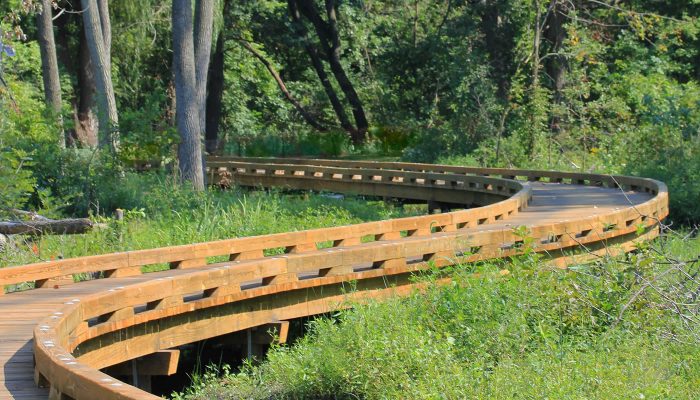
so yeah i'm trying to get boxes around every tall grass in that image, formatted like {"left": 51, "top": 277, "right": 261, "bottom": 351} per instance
{"left": 174, "top": 233, "right": 700, "bottom": 400}
{"left": 0, "top": 173, "right": 420, "bottom": 268}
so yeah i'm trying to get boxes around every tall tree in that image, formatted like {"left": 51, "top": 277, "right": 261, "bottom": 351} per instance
{"left": 321, "top": 0, "right": 368, "bottom": 142}
{"left": 97, "top": 0, "right": 111, "bottom": 59}
{"left": 288, "top": 0, "right": 356, "bottom": 138}
{"left": 73, "top": 26, "right": 100, "bottom": 147}
{"left": 295, "top": 0, "right": 369, "bottom": 144}
{"left": 53, "top": 2, "right": 98, "bottom": 148}
{"left": 479, "top": 0, "right": 520, "bottom": 101}
{"left": 82, "top": 0, "right": 119, "bottom": 152}
{"left": 172, "top": 0, "right": 206, "bottom": 189}
{"left": 205, "top": 29, "right": 225, "bottom": 155}
{"left": 543, "top": 0, "right": 567, "bottom": 133}
{"left": 36, "top": 0, "right": 64, "bottom": 148}
{"left": 531, "top": 0, "right": 542, "bottom": 91}
{"left": 0, "top": 28, "right": 7, "bottom": 97}
{"left": 194, "top": 0, "right": 214, "bottom": 141}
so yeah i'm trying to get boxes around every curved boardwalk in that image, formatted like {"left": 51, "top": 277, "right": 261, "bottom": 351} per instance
{"left": 0, "top": 159, "right": 667, "bottom": 399}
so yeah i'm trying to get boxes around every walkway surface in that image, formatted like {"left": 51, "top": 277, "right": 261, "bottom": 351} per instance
{"left": 0, "top": 182, "right": 652, "bottom": 399}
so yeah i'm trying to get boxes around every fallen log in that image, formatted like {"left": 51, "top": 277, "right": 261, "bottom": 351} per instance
{"left": 0, "top": 218, "right": 94, "bottom": 235}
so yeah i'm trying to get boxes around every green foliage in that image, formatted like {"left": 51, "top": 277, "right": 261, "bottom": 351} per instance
{"left": 174, "top": 235, "right": 700, "bottom": 399}
{"left": 232, "top": 129, "right": 351, "bottom": 158}
{"left": 2, "top": 2, "right": 699, "bottom": 395}
{"left": 0, "top": 147, "right": 35, "bottom": 213}
{"left": 4, "top": 0, "right": 700, "bottom": 222}
{"left": 614, "top": 75, "right": 700, "bottom": 224}
{"left": 0, "top": 37, "right": 62, "bottom": 213}
{"left": 109, "top": 0, "right": 176, "bottom": 163}
{"left": 118, "top": 92, "right": 178, "bottom": 164}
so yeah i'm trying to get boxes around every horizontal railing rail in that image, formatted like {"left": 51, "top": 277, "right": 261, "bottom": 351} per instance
{"left": 208, "top": 156, "right": 662, "bottom": 194}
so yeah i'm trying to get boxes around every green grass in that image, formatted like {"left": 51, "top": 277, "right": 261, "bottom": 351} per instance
{"left": 1, "top": 173, "right": 421, "bottom": 272}
{"left": 173, "top": 233, "right": 700, "bottom": 400}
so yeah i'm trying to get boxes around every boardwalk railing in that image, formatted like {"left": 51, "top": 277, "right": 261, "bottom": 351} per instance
{"left": 1, "top": 163, "right": 526, "bottom": 292}
{"left": 0, "top": 159, "right": 669, "bottom": 399}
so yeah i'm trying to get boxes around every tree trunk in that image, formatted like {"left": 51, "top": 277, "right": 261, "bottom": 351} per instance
{"left": 323, "top": 0, "right": 368, "bottom": 144}
{"left": 97, "top": 0, "right": 111, "bottom": 58}
{"left": 194, "top": 0, "right": 214, "bottom": 139}
{"left": 75, "top": 27, "right": 100, "bottom": 148}
{"left": 480, "top": 1, "right": 515, "bottom": 101}
{"left": 54, "top": 2, "right": 98, "bottom": 148}
{"left": 532, "top": 0, "right": 542, "bottom": 90}
{"left": 298, "top": 0, "right": 369, "bottom": 144}
{"left": 288, "top": 0, "right": 355, "bottom": 136}
{"left": 307, "top": 43, "right": 355, "bottom": 134}
{"left": 173, "top": 0, "right": 205, "bottom": 190}
{"left": 37, "top": 0, "right": 64, "bottom": 148}
{"left": 82, "top": 0, "right": 119, "bottom": 152}
{"left": 0, "top": 27, "right": 5, "bottom": 90}
{"left": 544, "top": 0, "right": 567, "bottom": 133}
{"left": 205, "top": 30, "right": 225, "bottom": 155}
{"left": 412, "top": 0, "right": 419, "bottom": 48}
{"left": 237, "top": 38, "right": 328, "bottom": 132}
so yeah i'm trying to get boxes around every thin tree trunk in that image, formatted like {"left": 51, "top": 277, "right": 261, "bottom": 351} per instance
{"left": 205, "top": 30, "right": 225, "bottom": 155}
{"left": 236, "top": 38, "right": 328, "bottom": 132}
{"left": 324, "top": 0, "right": 369, "bottom": 142}
{"left": 532, "top": 0, "right": 541, "bottom": 90}
{"left": 544, "top": 0, "right": 567, "bottom": 133}
{"left": 97, "top": 0, "right": 111, "bottom": 65}
{"left": 37, "top": 0, "right": 64, "bottom": 148}
{"left": 308, "top": 44, "right": 355, "bottom": 133}
{"left": 412, "top": 0, "right": 419, "bottom": 47}
{"left": 298, "top": 0, "right": 369, "bottom": 144}
{"left": 173, "top": 0, "right": 205, "bottom": 190}
{"left": 194, "top": 0, "right": 214, "bottom": 139}
{"left": 0, "top": 27, "right": 5, "bottom": 91}
{"left": 288, "top": 0, "right": 355, "bottom": 136}
{"left": 480, "top": 1, "right": 514, "bottom": 101}
{"left": 82, "top": 0, "right": 119, "bottom": 152}
{"left": 527, "top": 0, "right": 547, "bottom": 157}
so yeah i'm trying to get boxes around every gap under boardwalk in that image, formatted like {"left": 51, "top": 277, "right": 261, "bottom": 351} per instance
{"left": 0, "top": 182, "right": 653, "bottom": 399}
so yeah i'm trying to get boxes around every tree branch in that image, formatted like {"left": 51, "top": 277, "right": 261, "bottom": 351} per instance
{"left": 234, "top": 37, "right": 328, "bottom": 132}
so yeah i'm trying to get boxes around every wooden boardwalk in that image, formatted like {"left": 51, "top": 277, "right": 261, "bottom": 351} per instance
{"left": 0, "top": 267, "right": 206, "bottom": 399}
{"left": 0, "top": 159, "right": 667, "bottom": 399}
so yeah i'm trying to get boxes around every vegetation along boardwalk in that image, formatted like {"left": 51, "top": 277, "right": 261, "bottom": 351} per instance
{"left": 0, "top": 158, "right": 667, "bottom": 400}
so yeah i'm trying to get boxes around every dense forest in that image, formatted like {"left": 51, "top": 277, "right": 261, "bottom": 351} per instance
{"left": 1, "top": 1, "right": 700, "bottom": 398}
{"left": 1, "top": 0, "right": 698, "bottom": 221}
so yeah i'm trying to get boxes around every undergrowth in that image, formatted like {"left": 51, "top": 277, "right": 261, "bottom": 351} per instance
{"left": 0, "top": 174, "right": 421, "bottom": 269}
{"left": 174, "top": 232, "right": 700, "bottom": 400}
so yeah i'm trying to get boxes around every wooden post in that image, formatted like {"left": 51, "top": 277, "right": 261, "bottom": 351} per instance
{"left": 102, "top": 350, "right": 180, "bottom": 393}
{"left": 245, "top": 322, "right": 289, "bottom": 361}
{"left": 428, "top": 200, "right": 439, "bottom": 214}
